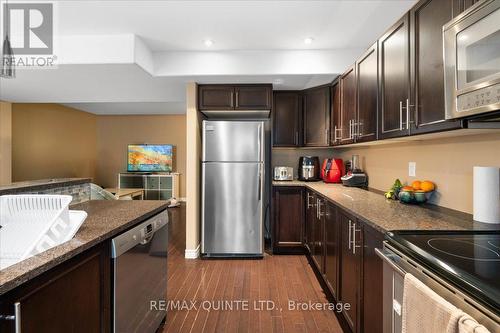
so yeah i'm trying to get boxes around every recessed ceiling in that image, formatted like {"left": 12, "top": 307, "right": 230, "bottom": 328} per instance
{"left": 0, "top": 0, "right": 417, "bottom": 114}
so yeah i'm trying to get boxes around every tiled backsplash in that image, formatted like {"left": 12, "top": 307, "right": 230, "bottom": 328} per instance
{"left": 0, "top": 178, "right": 91, "bottom": 205}
{"left": 33, "top": 183, "right": 91, "bottom": 205}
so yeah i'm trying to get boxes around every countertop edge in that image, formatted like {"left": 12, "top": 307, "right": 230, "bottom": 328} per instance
{"left": 0, "top": 203, "right": 168, "bottom": 296}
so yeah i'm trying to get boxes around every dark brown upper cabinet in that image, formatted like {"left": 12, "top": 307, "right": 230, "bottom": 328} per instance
{"left": 234, "top": 85, "right": 272, "bottom": 110}
{"left": 378, "top": 14, "right": 411, "bottom": 140}
{"left": 198, "top": 85, "right": 234, "bottom": 110}
{"left": 303, "top": 86, "right": 331, "bottom": 147}
{"left": 330, "top": 80, "right": 341, "bottom": 145}
{"left": 339, "top": 66, "right": 357, "bottom": 144}
{"left": 272, "top": 186, "right": 304, "bottom": 253}
{"left": 356, "top": 42, "right": 378, "bottom": 143}
{"left": 409, "top": 0, "right": 463, "bottom": 135}
{"left": 198, "top": 84, "right": 272, "bottom": 111}
{"left": 273, "top": 91, "right": 302, "bottom": 147}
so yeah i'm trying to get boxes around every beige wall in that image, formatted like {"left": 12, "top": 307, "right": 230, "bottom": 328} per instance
{"left": 12, "top": 103, "right": 97, "bottom": 181}
{"left": 336, "top": 132, "right": 500, "bottom": 214}
{"left": 95, "top": 115, "right": 186, "bottom": 197}
{"left": 185, "top": 82, "right": 201, "bottom": 255}
{"left": 0, "top": 101, "right": 12, "bottom": 185}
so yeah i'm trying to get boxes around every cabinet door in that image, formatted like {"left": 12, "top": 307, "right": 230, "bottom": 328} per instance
{"left": 273, "top": 91, "right": 302, "bottom": 147}
{"left": 324, "top": 201, "right": 339, "bottom": 299}
{"left": 313, "top": 197, "right": 326, "bottom": 273}
{"left": 303, "top": 86, "right": 330, "bottom": 147}
{"left": 356, "top": 42, "right": 378, "bottom": 143}
{"left": 198, "top": 85, "right": 235, "bottom": 110}
{"left": 362, "top": 223, "right": 384, "bottom": 333}
{"left": 273, "top": 186, "right": 304, "bottom": 253}
{"left": 330, "top": 80, "right": 341, "bottom": 145}
{"left": 410, "top": 0, "right": 463, "bottom": 135}
{"left": 339, "top": 209, "right": 361, "bottom": 333}
{"left": 235, "top": 85, "right": 272, "bottom": 110}
{"left": 304, "top": 190, "right": 316, "bottom": 254}
{"left": 0, "top": 244, "right": 110, "bottom": 333}
{"left": 378, "top": 14, "right": 411, "bottom": 139}
{"left": 340, "top": 66, "right": 357, "bottom": 144}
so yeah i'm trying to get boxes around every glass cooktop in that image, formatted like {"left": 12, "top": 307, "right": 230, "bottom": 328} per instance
{"left": 386, "top": 230, "right": 500, "bottom": 313}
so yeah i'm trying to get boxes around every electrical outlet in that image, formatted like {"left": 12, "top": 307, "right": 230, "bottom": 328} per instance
{"left": 409, "top": 162, "right": 416, "bottom": 177}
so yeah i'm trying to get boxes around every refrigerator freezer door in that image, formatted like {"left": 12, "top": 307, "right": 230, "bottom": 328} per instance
{"left": 203, "top": 121, "right": 263, "bottom": 162}
{"left": 202, "top": 162, "right": 263, "bottom": 255}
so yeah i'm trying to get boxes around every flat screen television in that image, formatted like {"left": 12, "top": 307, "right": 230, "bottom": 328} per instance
{"left": 127, "top": 144, "right": 173, "bottom": 172}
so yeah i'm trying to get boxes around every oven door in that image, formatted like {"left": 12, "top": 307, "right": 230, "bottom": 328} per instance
{"left": 376, "top": 242, "right": 500, "bottom": 333}
{"left": 444, "top": 0, "right": 500, "bottom": 119}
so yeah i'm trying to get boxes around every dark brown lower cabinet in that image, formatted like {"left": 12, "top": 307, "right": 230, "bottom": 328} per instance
{"left": 273, "top": 186, "right": 304, "bottom": 253}
{"left": 324, "top": 201, "right": 339, "bottom": 299}
{"left": 0, "top": 242, "right": 111, "bottom": 333}
{"left": 362, "top": 223, "right": 384, "bottom": 333}
{"left": 313, "top": 196, "right": 326, "bottom": 273}
{"left": 305, "top": 190, "right": 316, "bottom": 254}
{"left": 339, "top": 209, "right": 362, "bottom": 333}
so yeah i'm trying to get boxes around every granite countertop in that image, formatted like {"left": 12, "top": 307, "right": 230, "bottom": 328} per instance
{"left": 273, "top": 180, "right": 499, "bottom": 233}
{"left": 0, "top": 200, "right": 169, "bottom": 296}
{"left": 0, "top": 178, "right": 91, "bottom": 195}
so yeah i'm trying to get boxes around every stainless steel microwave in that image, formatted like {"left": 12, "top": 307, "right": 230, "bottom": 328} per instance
{"left": 443, "top": 0, "right": 500, "bottom": 119}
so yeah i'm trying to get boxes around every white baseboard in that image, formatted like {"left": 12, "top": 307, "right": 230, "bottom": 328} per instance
{"left": 184, "top": 244, "right": 200, "bottom": 259}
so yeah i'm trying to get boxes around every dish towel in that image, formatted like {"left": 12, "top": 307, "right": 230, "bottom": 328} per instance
{"left": 402, "top": 273, "right": 463, "bottom": 333}
{"left": 458, "top": 313, "right": 491, "bottom": 333}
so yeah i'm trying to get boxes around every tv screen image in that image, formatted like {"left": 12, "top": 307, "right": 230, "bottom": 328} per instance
{"left": 127, "top": 144, "right": 173, "bottom": 172}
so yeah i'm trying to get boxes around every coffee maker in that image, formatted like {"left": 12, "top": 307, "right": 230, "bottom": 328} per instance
{"left": 341, "top": 155, "right": 368, "bottom": 187}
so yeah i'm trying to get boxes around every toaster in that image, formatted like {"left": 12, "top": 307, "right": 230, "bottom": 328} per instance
{"left": 274, "top": 167, "right": 293, "bottom": 181}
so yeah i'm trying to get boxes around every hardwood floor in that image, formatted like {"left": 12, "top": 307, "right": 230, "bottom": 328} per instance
{"left": 161, "top": 205, "right": 343, "bottom": 333}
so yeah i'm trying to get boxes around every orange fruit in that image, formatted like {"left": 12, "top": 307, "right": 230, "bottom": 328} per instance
{"left": 411, "top": 180, "right": 422, "bottom": 190}
{"left": 402, "top": 186, "right": 414, "bottom": 192}
{"left": 420, "top": 181, "right": 435, "bottom": 192}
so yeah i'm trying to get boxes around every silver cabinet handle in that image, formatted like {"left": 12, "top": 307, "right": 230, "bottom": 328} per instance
{"left": 333, "top": 125, "right": 341, "bottom": 142}
{"left": 357, "top": 121, "right": 363, "bottom": 137}
{"left": 405, "top": 98, "right": 414, "bottom": 130}
{"left": 399, "top": 101, "right": 404, "bottom": 130}
{"left": 318, "top": 199, "right": 323, "bottom": 218}
{"left": 349, "top": 120, "right": 352, "bottom": 139}
{"left": 348, "top": 219, "right": 352, "bottom": 250}
{"left": 235, "top": 91, "right": 239, "bottom": 108}
{"left": 0, "top": 302, "right": 21, "bottom": 333}
{"left": 352, "top": 222, "right": 361, "bottom": 255}
{"left": 257, "top": 163, "right": 262, "bottom": 201}
{"left": 307, "top": 193, "right": 314, "bottom": 208}
{"left": 316, "top": 198, "right": 320, "bottom": 219}
{"left": 325, "top": 128, "right": 329, "bottom": 145}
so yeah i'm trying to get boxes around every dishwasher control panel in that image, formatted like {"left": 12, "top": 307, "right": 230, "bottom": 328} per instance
{"left": 111, "top": 210, "right": 169, "bottom": 258}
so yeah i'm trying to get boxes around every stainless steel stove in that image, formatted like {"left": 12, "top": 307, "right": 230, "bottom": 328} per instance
{"left": 377, "top": 230, "right": 500, "bottom": 333}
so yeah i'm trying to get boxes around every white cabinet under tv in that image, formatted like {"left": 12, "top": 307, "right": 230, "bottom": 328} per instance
{"left": 118, "top": 173, "right": 180, "bottom": 200}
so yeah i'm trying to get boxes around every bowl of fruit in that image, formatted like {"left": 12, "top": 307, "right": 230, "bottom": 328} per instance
{"left": 399, "top": 180, "right": 435, "bottom": 204}
{"left": 385, "top": 179, "right": 435, "bottom": 204}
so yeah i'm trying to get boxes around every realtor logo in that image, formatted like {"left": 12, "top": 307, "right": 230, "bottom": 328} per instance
{"left": 3, "top": 3, "right": 53, "bottom": 54}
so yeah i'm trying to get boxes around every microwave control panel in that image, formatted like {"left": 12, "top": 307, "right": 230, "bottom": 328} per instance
{"left": 457, "top": 82, "right": 500, "bottom": 112}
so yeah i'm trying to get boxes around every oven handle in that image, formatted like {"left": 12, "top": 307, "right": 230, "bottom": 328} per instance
{"left": 375, "top": 248, "right": 407, "bottom": 276}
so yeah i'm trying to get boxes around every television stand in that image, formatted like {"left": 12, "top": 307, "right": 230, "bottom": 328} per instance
{"left": 118, "top": 173, "right": 179, "bottom": 200}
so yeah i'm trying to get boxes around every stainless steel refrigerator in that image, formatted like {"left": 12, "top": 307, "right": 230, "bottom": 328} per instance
{"left": 202, "top": 120, "right": 266, "bottom": 257}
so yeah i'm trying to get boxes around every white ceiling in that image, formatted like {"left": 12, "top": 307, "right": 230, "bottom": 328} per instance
{"left": 0, "top": 0, "right": 416, "bottom": 114}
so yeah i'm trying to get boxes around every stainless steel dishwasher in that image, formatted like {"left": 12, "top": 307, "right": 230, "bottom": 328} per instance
{"left": 111, "top": 210, "right": 168, "bottom": 333}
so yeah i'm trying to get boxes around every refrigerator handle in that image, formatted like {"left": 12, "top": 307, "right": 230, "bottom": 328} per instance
{"left": 258, "top": 163, "right": 262, "bottom": 201}
{"left": 257, "top": 124, "right": 262, "bottom": 161}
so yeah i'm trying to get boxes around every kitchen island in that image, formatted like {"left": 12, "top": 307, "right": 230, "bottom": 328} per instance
{"left": 0, "top": 200, "right": 168, "bottom": 333}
